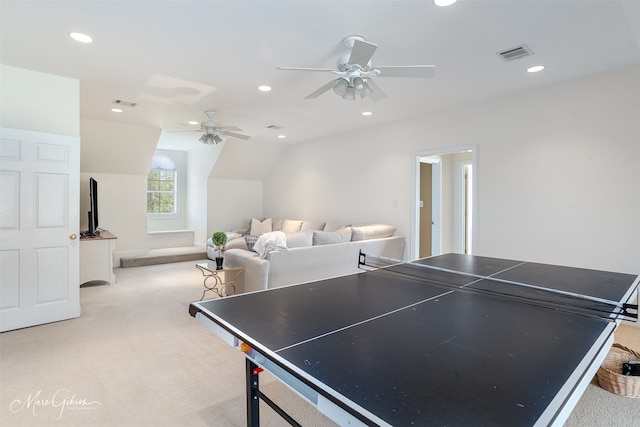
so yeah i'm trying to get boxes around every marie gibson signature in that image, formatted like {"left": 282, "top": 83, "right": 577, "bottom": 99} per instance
{"left": 10, "top": 388, "right": 101, "bottom": 419}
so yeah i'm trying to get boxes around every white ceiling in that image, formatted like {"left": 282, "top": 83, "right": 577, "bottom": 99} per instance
{"left": 2, "top": 0, "right": 640, "bottom": 151}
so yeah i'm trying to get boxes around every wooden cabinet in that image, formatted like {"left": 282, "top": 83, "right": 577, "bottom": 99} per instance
{"left": 80, "top": 231, "right": 117, "bottom": 285}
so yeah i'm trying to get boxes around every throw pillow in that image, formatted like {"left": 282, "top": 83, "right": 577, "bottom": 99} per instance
{"left": 286, "top": 230, "right": 313, "bottom": 248}
{"left": 282, "top": 219, "right": 303, "bottom": 234}
{"left": 250, "top": 217, "right": 272, "bottom": 236}
{"left": 244, "top": 235, "right": 258, "bottom": 252}
{"left": 313, "top": 227, "right": 353, "bottom": 245}
{"left": 350, "top": 224, "right": 396, "bottom": 241}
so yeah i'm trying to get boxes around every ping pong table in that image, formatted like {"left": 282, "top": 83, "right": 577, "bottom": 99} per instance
{"left": 189, "top": 253, "right": 638, "bottom": 426}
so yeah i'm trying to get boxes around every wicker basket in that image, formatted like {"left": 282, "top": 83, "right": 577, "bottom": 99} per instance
{"left": 596, "top": 343, "right": 640, "bottom": 398}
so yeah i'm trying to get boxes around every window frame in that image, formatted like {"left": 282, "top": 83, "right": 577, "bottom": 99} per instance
{"left": 147, "top": 153, "right": 179, "bottom": 217}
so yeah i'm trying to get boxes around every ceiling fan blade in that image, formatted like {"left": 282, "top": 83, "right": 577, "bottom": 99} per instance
{"left": 218, "top": 125, "right": 242, "bottom": 131}
{"left": 349, "top": 39, "right": 378, "bottom": 67}
{"left": 304, "top": 79, "right": 338, "bottom": 99}
{"left": 278, "top": 66, "right": 337, "bottom": 73}
{"left": 167, "top": 129, "right": 204, "bottom": 133}
{"left": 218, "top": 130, "right": 250, "bottom": 140}
{"left": 364, "top": 78, "right": 388, "bottom": 102}
{"left": 374, "top": 65, "right": 436, "bottom": 78}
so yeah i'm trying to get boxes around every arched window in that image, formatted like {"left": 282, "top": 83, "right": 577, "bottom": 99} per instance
{"left": 147, "top": 152, "right": 177, "bottom": 214}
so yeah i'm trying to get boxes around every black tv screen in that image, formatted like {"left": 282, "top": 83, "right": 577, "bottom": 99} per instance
{"left": 88, "top": 177, "right": 99, "bottom": 236}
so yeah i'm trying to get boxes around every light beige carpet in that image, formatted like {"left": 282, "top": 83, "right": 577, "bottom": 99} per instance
{"left": 1, "top": 260, "right": 638, "bottom": 426}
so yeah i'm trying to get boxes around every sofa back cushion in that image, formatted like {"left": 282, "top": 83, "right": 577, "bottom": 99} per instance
{"left": 323, "top": 222, "right": 347, "bottom": 232}
{"left": 301, "top": 221, "right": 326, "bottom": 231}
{"left": 282, "top": 219, "right": 303, "bottom": 234}
{"left": 313, "top": 227, "right": 353, "bottom": 245}
{"left": 250, "top": 217, "right": 272, "bottom": 236}
{"left": 271, "top": 218, "right": 283, "bottom": 231}
{"left": 351, "top": 224, "right": 396, "bottom": 241}
{"left": 286, "top": 230, "right": 313, "bottom": 248}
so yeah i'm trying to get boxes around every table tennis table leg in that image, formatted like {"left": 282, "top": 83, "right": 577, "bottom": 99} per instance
{"left": 245, "top": 358, "right": 302, "bottom": 427}
{"left": 246, "top": 359, "right": 260, "bottom": 427}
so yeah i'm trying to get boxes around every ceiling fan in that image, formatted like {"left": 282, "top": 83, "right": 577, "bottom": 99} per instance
{"left": 172, "top": 110, "right": 250, "bottom": 144}
{"left": 278, "top": 35, "right": 436, "bottom": 102}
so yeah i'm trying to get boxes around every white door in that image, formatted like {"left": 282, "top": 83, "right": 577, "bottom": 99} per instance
{"left": 0, "top": 128, "right": 80, "bottom": 332}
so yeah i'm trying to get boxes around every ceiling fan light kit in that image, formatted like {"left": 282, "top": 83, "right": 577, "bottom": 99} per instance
{"left": 199, "top": 133, "right": 223, "bottom": 145}
{"left": 278, "top": 35, "right": 436, "bottom": 102}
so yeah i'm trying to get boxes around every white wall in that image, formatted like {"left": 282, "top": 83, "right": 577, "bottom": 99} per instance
{"left": 187, "top": 142, "right": 221, "bottom": 247}
{"left": 80, "top": 118, "right": 161, "bottom": 263}
{"left": 264, "top": 134, "right": 407, "bottom": 227}
{"left": 0, "top": 65, "right": 79, "bottom": 136}
{"left": 80, "top": 172, "right": 148, "bottom": 265}
{"left": 264, "top": 65, "right": 640, "bottom": 274}
{"left": 207, "top": 179, "right": 263, "bottom": 236}
{"left": 80, "top": 119, "right": 160, "bottom": 174}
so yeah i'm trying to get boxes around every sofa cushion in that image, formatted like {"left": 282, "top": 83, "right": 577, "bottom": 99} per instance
{"left": 224, "top": 237, "right": 248, "bottom": 250}
{"left": 282, "top": 219, "right": 303, "bottom": 234}
{"left": 286, "top": 230, "right": 313, "bottom": 248}
{"left": 271, "top": 218, "right": 284, "bottom": 231}
{"left": 313, "top": 227, "right": 353, "bottom": 245}
{"left": 209, "top": 234, "right": 243, "bottom": 249}
{"left": 250, "top": 217, "right": 272, "bottom": 236}
{"left": 301, "top": 221, "right": 325, "bottom": 231}
{"left": 351, "top": 224, "right": 396, "bottom": 241}
{"left": 323, "top": 222, "right": 347, "bottom": 232}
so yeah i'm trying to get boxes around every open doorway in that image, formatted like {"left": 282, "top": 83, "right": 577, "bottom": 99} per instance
{"left": 412, "top": 146, "right": 476, "bottom": 260}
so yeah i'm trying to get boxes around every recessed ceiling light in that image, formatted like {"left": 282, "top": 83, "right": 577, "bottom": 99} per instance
{"left": 111, "top": 108, "right": 123, "bottom": 113}
{"left": 69, "top": 32, "right": 93, "bottom": 43}
{"left": 277, "top": 135, "right": 286, "bottom": 139}
{"left": 362, "top": 111, "right": 373, "bottom": 116}
{"left": 258, "top": 85, "right": 272, "bottom": 92}
{"left": 434, "top": 0, "right": 457, "bottom": 6}
{"left": 187, "top": 121, "right": 199, "bottom": 125}
{"left": 527, "top": 65, "right": 545, "bottom": 73}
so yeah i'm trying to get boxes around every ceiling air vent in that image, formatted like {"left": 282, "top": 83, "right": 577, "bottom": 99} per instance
{"left": 112, "top": 99, "right": 137, "bottom": 108}
{"left": 266, "top": 125, "right": 284, "bottom": 130}
{"left": 497, "top": 45, "right": 533, "bottom": 62}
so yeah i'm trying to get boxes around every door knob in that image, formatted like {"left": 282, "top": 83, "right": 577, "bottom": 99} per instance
{"left": 70, "top": 234, "right": 77, "bottom": 240}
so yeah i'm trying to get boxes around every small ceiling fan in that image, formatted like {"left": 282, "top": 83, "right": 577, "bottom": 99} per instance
{"left": 278, "top": 35, "right": 436, "bottom": 102}
{"left": 171, "top": 110, "right": 250, "bottom": 144}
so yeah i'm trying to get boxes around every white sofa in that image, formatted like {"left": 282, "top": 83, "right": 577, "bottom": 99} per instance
{"left": 208, "top": 218, "right": 405, "bottom": 294}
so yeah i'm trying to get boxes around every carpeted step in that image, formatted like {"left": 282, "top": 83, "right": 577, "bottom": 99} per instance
{"left": 120, "top": 251, "right": 207, "bottom": 268}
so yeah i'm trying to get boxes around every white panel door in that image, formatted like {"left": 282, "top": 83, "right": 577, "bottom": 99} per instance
{"left": 0, "top": 128, "right": 80, "bottom": 332}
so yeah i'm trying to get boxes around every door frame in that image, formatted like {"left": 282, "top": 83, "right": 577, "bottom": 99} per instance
{"left": 411, "top": 145, "right": 477, "bottom": 260}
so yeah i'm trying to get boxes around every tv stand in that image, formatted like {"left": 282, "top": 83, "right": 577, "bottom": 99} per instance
{"left": 80, "top": 230, "right": 117, "bottom": 285}
{"left": 80, "top": 229, "right": 101, "bottom": 238}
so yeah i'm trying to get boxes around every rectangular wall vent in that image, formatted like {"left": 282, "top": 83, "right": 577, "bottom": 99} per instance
{"left": 497, "top": 45, "right": 533, "bottom": 62}
{"left": 112, "top": 99, "right": 137, "bottom": 108}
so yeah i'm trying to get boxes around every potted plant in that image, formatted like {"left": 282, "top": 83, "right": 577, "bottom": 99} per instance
{"left": 211, "top": 231, "right": 228, "bottom": 270}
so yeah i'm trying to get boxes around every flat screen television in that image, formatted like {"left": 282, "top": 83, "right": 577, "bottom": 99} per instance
{"left": 86, "top": 177, "right": 100, "bottom": 236}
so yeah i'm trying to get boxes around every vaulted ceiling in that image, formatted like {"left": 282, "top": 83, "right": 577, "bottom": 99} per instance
{"left": 2, "top": 0, "right": 640, "bottom": 154}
